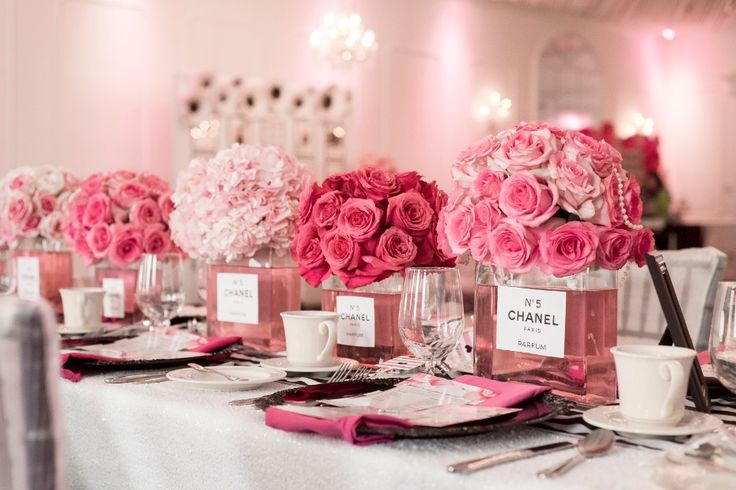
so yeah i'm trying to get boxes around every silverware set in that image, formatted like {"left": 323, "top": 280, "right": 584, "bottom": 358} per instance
{"left": 327, "top": 364, "right": 375, "bottom": 383}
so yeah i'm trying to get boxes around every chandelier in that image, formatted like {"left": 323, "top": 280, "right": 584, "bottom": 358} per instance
{"left": 310, "top": 12, "right": 377, "bottom": 64}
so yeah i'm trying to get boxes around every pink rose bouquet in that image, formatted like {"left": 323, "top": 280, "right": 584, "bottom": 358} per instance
{"left": 439, "top": 121, "right": 653, "bottom": 277}
{"left": 0, "top": 166, "right": 78, "bottom": 249}
{"left": 169, "top": 144, "right": 310, "bottom": 263}
{"left": 64, "top": 171, "right": 175, "bottom": 265}
{"left": 292, "top": 168, "right": 455, "bottom": 289}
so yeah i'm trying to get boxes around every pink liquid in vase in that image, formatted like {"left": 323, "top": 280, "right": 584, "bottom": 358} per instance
{"left": 207, "top": 262, "right": 301, "bottom": 352}
{"left": 475, "top": 283, "right": 617, "bottom": 405}
{"left": 14, "top": 250, "right": 73, "bottom": 315}
{"left": 321, "top": 289, "right": 408, "bottom": 364}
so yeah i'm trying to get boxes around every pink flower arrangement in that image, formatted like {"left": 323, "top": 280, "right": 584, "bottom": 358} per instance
{"left": 0, "top": 166, "right": 78, "bottom": 248}
{"left": 64, "top": 171, "right": 175, "bottom": 266}
{"left": 169, "top": 144, "right": 310, "bottom": 263}
{"left": 292, "top": 168, "right": 455, "bottom": 289}
{"left": 440, "top": 122, "right": 653, "bottom": 277}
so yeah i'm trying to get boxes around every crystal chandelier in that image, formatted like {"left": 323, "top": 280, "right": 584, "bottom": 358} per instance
{"left": 310, "top": 12, "right": 377, "bottom": 64}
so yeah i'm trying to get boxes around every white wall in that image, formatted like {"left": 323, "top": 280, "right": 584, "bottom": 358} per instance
{"left": 1, "top": 0, "right": 735, "bottom": 221}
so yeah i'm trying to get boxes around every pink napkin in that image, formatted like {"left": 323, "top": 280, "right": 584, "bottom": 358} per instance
{"left": 60, "top": 335, "right": 241, "bottom": 382}
{"left": 265, "top": 375, "right": 550, "bottom": 445}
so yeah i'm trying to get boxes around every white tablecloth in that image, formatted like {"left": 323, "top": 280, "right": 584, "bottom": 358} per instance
{"left": 59, "top": 374, "right": 659, "bottom": 490}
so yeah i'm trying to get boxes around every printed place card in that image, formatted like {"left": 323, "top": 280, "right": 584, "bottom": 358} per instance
{"left": 496, "top": 285, "right": 566, "bottom": 358}
{"left": 217, "top": 273, "right": 258, "bottom": 324}
{"left": 16, "top": 256, "right": 40, "bottom": 301}
{"left": 102, "top": 278, "right": 125, "bottom": 319}
{"left": 336, "top": 295, "right": 375, "bottom": 348}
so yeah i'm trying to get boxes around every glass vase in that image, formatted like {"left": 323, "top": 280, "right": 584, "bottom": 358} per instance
{"left": 14, "top": 239, "right": 73, "bottom": 314}
{"left": 94, "top": 261, "right": 140, "bottom": 323}
{"left": 474, "top": 264, "right": 618, "bottom": 405}
{"left": 321, "top": 273, "right": 409, "bottom": 364}
{"left": 207, "top": 248, "right": 301, "bottom": 352}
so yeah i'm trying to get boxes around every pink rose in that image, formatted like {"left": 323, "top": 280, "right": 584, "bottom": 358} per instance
{"left": 472, "top": 168, "right": 505, "bottom": 203}
{"left": 442, "top": 202, "right": 474, "bottom": 255}
{"left": 130, "top": 198, "right": 162, "bottom": 227}
{"left": 108, "top": 224, "right": 144, "bottom": 266}
{"left": 357, "top": 167, "right": 399, "bottom": 200}
{"left": 596, "top": 227, "right": 633, "bottom": 270}
{"left": 297, "top": 181, "right": 325, "bottom": 226}
{"left": 81, "top": 174, "right": 104, "bottom": 195}
{"left": 82, "top": 193, "right": 112, "bottom": 227}
{"left": 323, "top": 173, "right": 365, "bottom": 198}
{"left": 336, "top": 198, "right": 382, "bottom": 241}
{"left": 498, "top": 172, "right": 559, "bottom": 227}
{"left": 539, "top": 221, "right": 599, "bottom": 277}
{"left": 491, "top": 128, "right": 557, "bottom": 171}
{"left": 34, "top": 192, "right": 57, "bottom": 217}
{"left": 158, "top": 194, "right": 175, "bottom": 222}
{"left": 631, "top": 228, "right": 655, "bottom": 267}
{"left": 549, "top": 151, "right": 603, "bottom": 219}
{"left": 452, "top": 135, "right": 500, "bottom": 184}
{"left": 488, "top": 219, "right": 538, "bottom": 274}
{"left": 364, "top": 227, "right": 417, "bottom": 271}
{"left": 110, "top": 170, "right": 136, "bottom": 183}
{"left": 85, "top": 223, "right": 113, "bottom": 258}
{"left": 562, "top": 131, "right": 621, "bottom": 177}
{"left": 7, "top": 173, "right": 36, "bottom": 193}
{"left": 74, "top": 229, "right": 95, "bottom": 263}
{"left": 140, "top": 174, "right": 170, "bottom": 195}
{"left": 312, "top": 191, "right": 344, "bottom": 228}
{"left": 292, "top": 223, "right": 330, "bottom": 287}
{"left": 39, "top": 212, "right": 63, "bottom": 239}
{"left": 321, "top": 229, "right": 360, "bottom": 270}
{"left": 469, "top": 200, "right": 502, "bottom": 262}
{"left": 592, "top": 172, "right": 643, "bottom": 228}
{"left": 396, "top": 171, "right": 422, "bottom": 192}
{"left": 143, "top": 223, "right": 171, "bottom": 255}
{"left": 21, "top": 214, "right": 41, "bottom": 237}
{"left": 114, "top": 181, "right": 149, "bottom": 208}
{"left": 386, "top": 192, "right": 434, "bottom": 237}
{"left": 6, "top": 193, "right": 32, "bottom": 225}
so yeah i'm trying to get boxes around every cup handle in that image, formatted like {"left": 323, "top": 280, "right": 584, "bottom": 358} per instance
{"left": 316, "top": 320, "right": 337, "bottom": 362}
{"left": 659, "top": 360, "right": 685, "bottom": 420}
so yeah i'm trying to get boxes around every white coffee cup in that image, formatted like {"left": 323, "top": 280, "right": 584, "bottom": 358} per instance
{"left": 60, "top": 287, "right": 105, "bottom": 330}
{"left": 611, "top": 345, "right": 696, "bottom": 426}
{"left": 281, "top": 311, "right": 338, "bottom": 367}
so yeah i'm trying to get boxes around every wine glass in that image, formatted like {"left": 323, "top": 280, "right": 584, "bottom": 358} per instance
{"left": 0, "top": 251, "right": 16, "bottom": 296}
{"left": 136, "top": 253, "right": 185, "bottom": 331}
{"left": 398, "top": 267, "right": 464, "bottom": 374}
{"left": 709, "top": 281, "right": 736, "bottom": 393}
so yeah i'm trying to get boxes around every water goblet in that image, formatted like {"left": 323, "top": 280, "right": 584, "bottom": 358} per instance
{"left": 709, "top": 281, "right": 736, "bottom": 393}
{"left": 136, "top": 253, "right": 185, "bottom": 331}
{"left": 398, "top": 267, "right": 464, "bottom": 374}
{"left": 0, "top": 251, "right": 16, "bottom": 296}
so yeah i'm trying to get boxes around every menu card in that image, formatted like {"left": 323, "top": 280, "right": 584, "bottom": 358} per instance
{"left": 61, "top": 330, "right": 205, "bottom": 360}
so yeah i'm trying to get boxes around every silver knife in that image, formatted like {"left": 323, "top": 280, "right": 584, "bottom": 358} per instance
{"left": 447, "top": 441, "right": 575, "bottom": 474}
{"left": 104, "top": 373, "right": 168, "bottom": 384}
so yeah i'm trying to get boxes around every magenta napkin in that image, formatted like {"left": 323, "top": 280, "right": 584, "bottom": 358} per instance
{"left": 264, "top": 375, "right": 550, "bottom": 445}
{"left": 60, "top": 335, "right": 241, "bottom": 382}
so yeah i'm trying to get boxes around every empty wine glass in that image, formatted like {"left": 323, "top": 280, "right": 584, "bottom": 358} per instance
{"left": 399, "top": 267, "right": 464, "bottom": 374}
{"left": 136, "top": 253, "right": 185, "bottom": 331}
{"left": 709, "top": 281, "right": 736, "bottom": 393}
{"left": 0, "top": 251, "right": 16, "bottom": 296}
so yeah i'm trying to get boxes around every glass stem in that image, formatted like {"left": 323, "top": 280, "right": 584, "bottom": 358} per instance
{"left": 424, "top": 358, "right": 436, "bottom": 375}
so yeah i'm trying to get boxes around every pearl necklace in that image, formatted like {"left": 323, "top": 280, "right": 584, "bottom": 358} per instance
{"left": 611, "top": 164, "right": 643, "bottom": 231}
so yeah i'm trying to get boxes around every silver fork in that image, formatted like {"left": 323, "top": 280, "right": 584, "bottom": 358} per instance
{"left": 327, "top": 362, "right": 353, "bottom": 383}
{"left": 328, "top": 365, "right": 374, "bottom": 383}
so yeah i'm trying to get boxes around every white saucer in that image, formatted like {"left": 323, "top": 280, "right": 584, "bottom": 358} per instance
{"left": 260, "top": 357, "right": 357, "bottom": 374}
{"left": 166, "top": 366, "right": 286, "bottom": 391}
{"left": 583, "top": 405, "right": 723, "bottom": 437}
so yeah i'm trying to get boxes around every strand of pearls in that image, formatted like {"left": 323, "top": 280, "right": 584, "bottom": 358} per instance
{"left": 610, "top": 163, "right": 644, "bottom": 231}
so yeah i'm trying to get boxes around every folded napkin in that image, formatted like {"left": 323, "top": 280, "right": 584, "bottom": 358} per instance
{"left": 265, "top": 375, "right": 550, "bottom": 445}
{"left": 60, "top": 335, "right": 240, "bottom": 382}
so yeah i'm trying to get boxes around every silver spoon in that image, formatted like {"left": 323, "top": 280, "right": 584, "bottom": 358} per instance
{"left": 187, "top": 363, "right": 250, "bottom": 382}
{"left": 537, "top": 429, "right": 615, "bottom": 479}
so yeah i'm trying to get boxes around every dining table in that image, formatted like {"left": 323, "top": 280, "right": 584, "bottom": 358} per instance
{"left": 60, "top": 370, "right": 664, "bottom": 490}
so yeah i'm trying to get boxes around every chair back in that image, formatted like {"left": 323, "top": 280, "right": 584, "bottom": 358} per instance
{"left": 618, "top": 247, "right": 727, "bottom": 350}
{"left": 0, "top": 298, "right": 64, "bottom": 490}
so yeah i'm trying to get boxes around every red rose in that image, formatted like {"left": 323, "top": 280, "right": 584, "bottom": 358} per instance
{"left": 293, "top": 223, "right": 330, "bottom": 287}
{"left": 297, "top": 181, "right": 325, "bottom": 226}
{"left": 396, "top": 171, "right": 422, "bottom": 193}
{"left": 386, "top": 192, "right": 434, "bottom": 237}
{"left": 312, "top": 191, "right": 344, "bottom": 228}
{"left": 364, "top": 227, "right": 417, "bottom": 271}
{"left": 597, "top": 227, "right": 633, "bottom": 270}
{"left": 356, "top": 167, "right": 399, "bottom": 200}
{"left": 323, "top": 173, "right": 365, "bottom": 198}
{"left": 321, "top": 229, "right": 360, "bottom": 270}
{"left": 631, "top": 228, "right": 655, "bottom": 267}
{"left": 336, "top": 198, "right": 382, "bottom": 241}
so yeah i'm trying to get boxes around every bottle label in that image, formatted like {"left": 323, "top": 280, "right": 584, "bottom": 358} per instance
{"left": 496, "top": 286, "right": 566, "bottom": 358}
{"left": 102, "top": 278, "right": 125, "bottom": 318}
{"left": 217, "top": 273, "right": 259, "bottom": 324}
{"left": 16, "top": 257, "right": 40, "bottom": 301}
{"left": 336, "top": 295, "right": 375, "bottom": 348}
